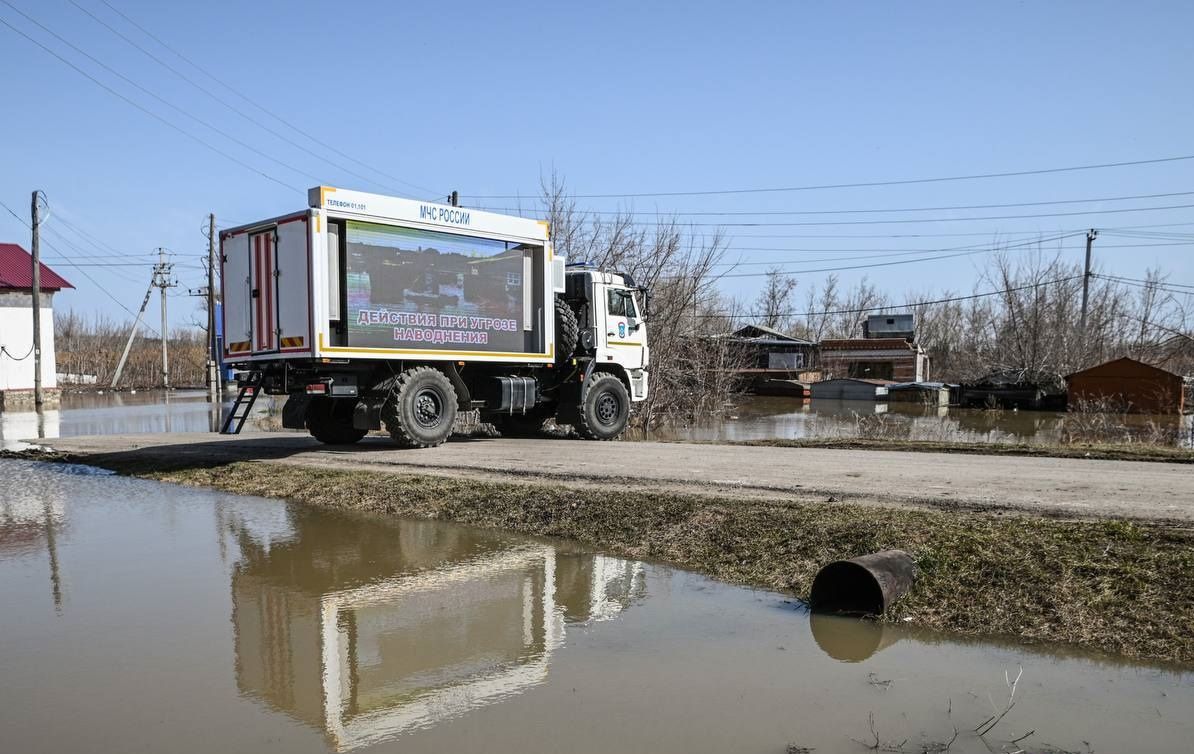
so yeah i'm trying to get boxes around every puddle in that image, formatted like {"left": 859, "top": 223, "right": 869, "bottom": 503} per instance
{"left": 0, "top": 458, "right": 1191, "bottom": 753}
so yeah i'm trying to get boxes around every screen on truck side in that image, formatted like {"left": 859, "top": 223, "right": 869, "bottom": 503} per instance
{"left": 344, "top": 221, "right": 536, "bottom": 353}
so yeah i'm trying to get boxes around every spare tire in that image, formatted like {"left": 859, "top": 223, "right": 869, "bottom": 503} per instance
{"left": 555, "top": 295, "right": 579, "bottom": 363}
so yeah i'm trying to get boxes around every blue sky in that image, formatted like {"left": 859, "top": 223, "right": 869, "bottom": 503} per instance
{"left": 1, "top": 0, "right": 1192, "bottom": 329}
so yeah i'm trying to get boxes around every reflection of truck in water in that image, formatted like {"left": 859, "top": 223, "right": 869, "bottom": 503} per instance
{"left": 230, "top": 511, "right": 644, "bottom": 750}
{"left": 219, "top": 187, "right": 649, "bottom": 446}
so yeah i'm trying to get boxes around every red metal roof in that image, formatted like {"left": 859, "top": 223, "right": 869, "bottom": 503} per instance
{"left": 0, "top": 243, "right": 74, "bottom": 291}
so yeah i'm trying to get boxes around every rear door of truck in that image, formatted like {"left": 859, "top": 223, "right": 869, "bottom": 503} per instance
{"left": 221, "top": 212, "right": 313, "bottom": 361}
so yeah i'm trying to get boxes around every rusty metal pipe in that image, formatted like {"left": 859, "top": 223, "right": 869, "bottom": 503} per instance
{"left": 809, "top": 549, "right": 917, "bottom": 615}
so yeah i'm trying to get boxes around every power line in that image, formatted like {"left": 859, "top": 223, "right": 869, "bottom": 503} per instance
{"left": 76, "top": 0, "right": 441, "bottom": 199}
{"left": 713, "top": 240, "right": 1192, "bottom": 268}
{"left": 1095, "top": 273, "right": 1194, "bottom": 293}
{"left": 0, "top": 0, "right": 332, "bottom": 188}
{"left": 467, "top": 154, "right": 1194, "bottom": 200}
{"left": 713, "top": 233, "right": 1082, "bottom": 278}
{"left": 479, "top": 189, "right": 1194, "bottom": 218}
{"left": 541, "top": 202, "right": 1194, "bottom": 228}
{"left": 0, "top": 197, "right": 161, "bottom": 334}
{"left": 703, "top": 275, "right": 1086, "bottom": 320}
{"left": 0, "top": 14, "right": 297, "bottom": 192}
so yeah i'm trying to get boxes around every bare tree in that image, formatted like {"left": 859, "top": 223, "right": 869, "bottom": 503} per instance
{"left": 752, "top": 268, "right": 798, "bottom": 332}
{"left": 539, "top": 172, "right": 742, "bottom": 426}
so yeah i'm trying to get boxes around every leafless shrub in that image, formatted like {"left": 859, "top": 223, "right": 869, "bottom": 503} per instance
{"left": 539, "top": 172, "right": 744, "bottom": 426}
{"left": 54, "top": 309, "right": 208, "bottom": 388}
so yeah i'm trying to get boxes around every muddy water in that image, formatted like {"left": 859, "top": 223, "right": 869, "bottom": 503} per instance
{"left": 1, "top": 460, "right": 1191, "bottom": 753}
{"left": 4, "top": 390, "right": 1189, "bottom": 450}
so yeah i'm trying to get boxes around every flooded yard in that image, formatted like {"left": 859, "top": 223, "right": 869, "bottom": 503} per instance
{"left": 1, "top": 459, "right": 1191, "bottom": 753}
{"left": 2, "top": 390, "right": 1190, "bottom": 450}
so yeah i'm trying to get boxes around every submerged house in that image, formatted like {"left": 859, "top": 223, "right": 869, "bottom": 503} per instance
{"left": 0, "top": 243, "right": 73, "bottom": 409}
{"left": 819, "top": 313, "right": 929, "bottom": 382}
{"left": 1066, "top": 357, "right": 1185, "bottom": 414}
{"left": 720, "top": 324, "right": 819, "bottom": 394}
{"left": 959, "top": 370, "right": 1066, "bottom": 410}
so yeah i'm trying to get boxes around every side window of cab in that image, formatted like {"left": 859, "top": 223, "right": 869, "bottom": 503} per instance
{"left": 607, "top": 288, "right": 636, "bottom": 319}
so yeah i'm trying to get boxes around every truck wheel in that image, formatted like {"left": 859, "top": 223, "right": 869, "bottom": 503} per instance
{"left": 575, "top": 372, "right": 630, "bottom": 440}
{"left": 306, "top": 397, "right": 367, "bottom": 445}
{"left": 382, "top": 367, "right": 458, "bottom": 448}
{"left": 555, "top": 295, "right": 579, "bottom": 363}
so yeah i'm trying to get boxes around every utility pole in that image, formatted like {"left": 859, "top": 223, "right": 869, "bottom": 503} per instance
{"left": 30, "top": 191, "right": 43, "bottom": 407}
{"left": 151, "top": 248, "right": 177, "bottom": 389}
{"left": 207, "top": 214, "right": 219, "bottom": 404}
{"left": 1079, "top": 228, "right": 1098, "bottom": 350}
{"left": 110, "top": 281, "right": 154, "bottom": 389}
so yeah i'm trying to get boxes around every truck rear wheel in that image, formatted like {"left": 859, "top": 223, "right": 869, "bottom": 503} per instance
{"left": 575, "top": 372, "right": 630, "bottom": 440}
{"left": 382, "top": 367, "right": 458, "bottom": 448}
{"left": 306, "top": 397, "right": 368, "bottom": 445}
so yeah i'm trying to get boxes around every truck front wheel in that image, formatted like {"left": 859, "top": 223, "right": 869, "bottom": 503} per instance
{"left": 306, "top": 397, "right": 368, "bottom": 445}
{"left": 382, "top": 367, "right": 458, "bottom": 448}
{"left": 575, "top": 372, "right": 630, "bottom": 440}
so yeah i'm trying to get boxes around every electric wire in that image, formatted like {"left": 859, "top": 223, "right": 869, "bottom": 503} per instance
{"left": 0, "top": 14, "right": 298, "bottom": 193}
{"left": 73, "top": 0, "right": 440, "bottom": 199}
{"left": 467, "top": 154, "right": 1194, "bottom": 200}
{"left": 700, "top": 275, "right": 1087, "bottom": 319}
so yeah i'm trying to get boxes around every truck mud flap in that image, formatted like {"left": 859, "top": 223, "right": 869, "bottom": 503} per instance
{"left": 353, "top": 397, "right": 383, "bottom": 431}
{"left": 282, "top": 394, "right": 311, "bottom": 430}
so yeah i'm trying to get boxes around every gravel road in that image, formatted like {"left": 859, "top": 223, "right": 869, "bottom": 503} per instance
{"left": 28, "top": 431, "right": 1194, "bottom": 524}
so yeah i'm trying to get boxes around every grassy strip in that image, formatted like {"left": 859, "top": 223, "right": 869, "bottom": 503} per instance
{"left": 722, "top": 437, "right": 1194, "bottom": 463}
{"left": 126, "top": 458, "right": 1194, "bottom": 666}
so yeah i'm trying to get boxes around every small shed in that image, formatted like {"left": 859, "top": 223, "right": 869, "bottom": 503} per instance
{"left": 887, "top": 381, "right": 951, "bottom": 406}
{"left": 810, "top": 378, "right": 891, "bottom": 401}
{"left": 1066, "top": 357, "right": 1184, "bottom": 414}
{"left": 0, "top": 243, "right": 74, "bottom": 409}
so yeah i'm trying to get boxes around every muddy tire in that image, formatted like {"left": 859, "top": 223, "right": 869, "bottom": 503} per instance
{"left": 555, "top": 295, "right": 579, "bottom": 363}
{"left": 575, "top": 372, "right": 630, "bottom": 440}
{"left": 381, "top": 367, "right": 458, "bottom": 448}
{"left": 306, "top": 397, "right": 367, "bottom": 445}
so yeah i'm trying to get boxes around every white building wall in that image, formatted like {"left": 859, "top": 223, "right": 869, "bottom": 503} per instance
{"left": 0, "top": 292, "right": 58, "bottom": 390}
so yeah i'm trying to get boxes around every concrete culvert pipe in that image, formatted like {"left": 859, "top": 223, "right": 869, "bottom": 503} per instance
{"left": 809, "top": 550, "right": 917, "bottom": 616}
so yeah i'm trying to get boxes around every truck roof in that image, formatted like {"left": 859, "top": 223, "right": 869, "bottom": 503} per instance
{"left": 309, "top": 186, "right": 549, "bottom": 243}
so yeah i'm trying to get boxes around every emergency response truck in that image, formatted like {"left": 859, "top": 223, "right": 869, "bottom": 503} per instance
{"left": 219, "top": 187, "right": 648, "bottom": 447}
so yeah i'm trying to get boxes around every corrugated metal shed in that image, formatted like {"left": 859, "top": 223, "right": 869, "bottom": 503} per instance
{"left": 0, "top": 243, "right": 74, "bottom": 290}
{"left": 809, "top": 378, "right": 891, "bottom": 401}
{"left": 1066, "top": 357, "right": 1184, "bottom": 414}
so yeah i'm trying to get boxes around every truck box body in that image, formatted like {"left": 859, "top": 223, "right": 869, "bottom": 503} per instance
{"left": 221, "top": 187, "right": 562, "bottom": 366}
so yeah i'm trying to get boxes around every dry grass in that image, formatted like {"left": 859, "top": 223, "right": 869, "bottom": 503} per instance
{"left": 727, "top": 437, "right": 1194, "bottom": 463}
{"left": 129, "top": 459, "right": 1194, "bottom": 666}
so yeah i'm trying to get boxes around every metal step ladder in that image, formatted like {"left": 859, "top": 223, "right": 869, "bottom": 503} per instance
{"left": 220, "top": 370, "right": 264, "bottom": 435}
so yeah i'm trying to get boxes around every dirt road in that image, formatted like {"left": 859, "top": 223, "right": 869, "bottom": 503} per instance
{"left": 30, "top": 432, "right": 1194, "bottom": 524}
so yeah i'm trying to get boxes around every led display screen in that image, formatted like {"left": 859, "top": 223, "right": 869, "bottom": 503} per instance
{"left": 345, "top": 221, "right": 536, "bottom": 352}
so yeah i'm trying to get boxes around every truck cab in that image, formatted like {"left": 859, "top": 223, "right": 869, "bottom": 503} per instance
{"left": 563, "top": 267, "right": 649, "bottom": 402}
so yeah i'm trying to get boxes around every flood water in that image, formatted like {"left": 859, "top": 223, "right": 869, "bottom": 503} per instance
{"left": 2, "top": 390, "right": 1190, "bottom": 450}
{"left": 2, "top": 459, "right": 1191, "bottom": 754}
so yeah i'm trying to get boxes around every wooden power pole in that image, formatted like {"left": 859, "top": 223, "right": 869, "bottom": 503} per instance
{"left": 30, "top": 191, "right": 43, "bottom": 407}
{"left": 207, "top": 213, "right": 219, "bottom": 404}
{"left": 1079, "top": 228, "right": 1098, "bottom": 349}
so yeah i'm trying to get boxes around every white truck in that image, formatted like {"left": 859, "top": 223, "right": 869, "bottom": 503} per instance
{"left": 219, "top": 186, "right": 649, "bottom": 447}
